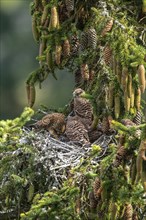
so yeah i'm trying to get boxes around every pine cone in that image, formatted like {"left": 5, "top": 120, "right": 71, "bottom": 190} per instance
{"left": 89, "top": 69, "right": 95, "bottom": 81}
{"left": 113, "top": 145, "right": 127, "bottom": 167}
{"left": 65, "top": 0, "right": 74, "bottom": 13}
{"left": 132, "top": 211, "right": 138, "bottom": 220}
{"left": 88, "top": 129, "right": 102, "bottom": 143}
{"left": 138, "top": 64, "right": 145, "bottom": 93}
{"left": 74, "top": 69, "right": 83, "bottom": 87}
{"left": 133, "top": 111, "right": 142, "bottom": 125}
{"left": 102, "top": 116, "right": 110, "bottom": 133}
{"left": 101, "top": 19, "right": 114, "bottom": 37}
{"left": 63, "top": 39, "right": 71, "bottom": 58}
{"left": 87, "top": 28, "right": 97, "bottom": 49}
{"left": 89, "top": 191, "right": 98, "bottom": 209}
{"left": 135, "top": 87, "right": 141, "bottom": 110}
{"left": 124, "top": 203, "right": 133, "bottom": 220}
{"left": 81, "top": 64, "right": 89, "bottom": 81}
{"left": 80, "top": 31, "right": 88, "bottom": 51}
{"left": 93, "top": 178, "right": 102, "bottom": 200}
{"left": 103, "top": 45, "right": 112, "bottom": 65}
{"left": 71, "top": 35, "right": 80, "bottom": 56}
{"left": 58, "top": 3, "right": 68, "bottom": 23}
{"left": 55, "top": 45, "right": 62, "bottom": 65}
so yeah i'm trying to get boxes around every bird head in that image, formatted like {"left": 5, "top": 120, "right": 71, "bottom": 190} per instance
{"left": 73, "top": 88, "right": 94, "bottom": 99}
{"left": 73, "top": 88, "right": 85, "bottom": 98}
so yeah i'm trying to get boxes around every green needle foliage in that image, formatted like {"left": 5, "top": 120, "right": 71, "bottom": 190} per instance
{"left": 1, "top": 0, "right": 146, "bottom": 220}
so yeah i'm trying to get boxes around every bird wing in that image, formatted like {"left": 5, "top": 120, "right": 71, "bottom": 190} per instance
{"left": 74, "top": 97, "right": 93, "bottom": 119}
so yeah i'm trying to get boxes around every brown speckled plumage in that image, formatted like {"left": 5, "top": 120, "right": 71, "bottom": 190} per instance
{"left": 65, "top": 115, "right": 90, "bottom": 146}
{"left": 73, "top": 88, "right": 93, "bottom": 129}
{"left": 34, "top": 113, "right": 65, "bottom": 137}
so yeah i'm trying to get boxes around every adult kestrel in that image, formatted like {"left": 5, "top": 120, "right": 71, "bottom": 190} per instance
{"left": 73, "top": 88, "right": 93, "bottom": 129}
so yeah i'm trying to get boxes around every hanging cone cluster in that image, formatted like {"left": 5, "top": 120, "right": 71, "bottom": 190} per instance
{"left": 106, "top": 60, "right": 146, "bottom": 117}
{"left": 28, "top": 0, "right": 145, "bottom": 114}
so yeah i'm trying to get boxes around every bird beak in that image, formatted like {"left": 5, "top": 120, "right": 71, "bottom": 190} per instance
{"left": 73, "top": 91, "right": 76, "bottom": 97}
{"left": 80, "top": 91, "right": 86, "bottom": 97}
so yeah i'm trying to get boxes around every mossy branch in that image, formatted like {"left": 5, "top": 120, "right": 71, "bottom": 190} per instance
{"left": 111, "top": 120, "right": 146, "bottom": 134}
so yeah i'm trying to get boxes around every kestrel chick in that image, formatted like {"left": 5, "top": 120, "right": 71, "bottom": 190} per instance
{"left": 121, "top": 118, "right": 141, "bottom": 138}
{"left": 73, "top": 88, "right": 93, "bottom": 129}
{"left": 65, "top": 115, "right": 90, "bottom": 147}
{"left": 121, "top": 119, "right": 136, "bottom": 127}
{"left": 34, "top": 113, "right": 66, "bottom": 138}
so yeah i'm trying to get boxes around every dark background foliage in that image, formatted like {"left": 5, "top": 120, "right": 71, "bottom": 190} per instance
{"left": 0, "top": 0, "right": 74, "bottom": 120}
